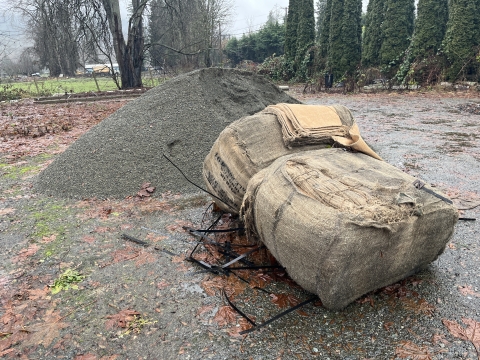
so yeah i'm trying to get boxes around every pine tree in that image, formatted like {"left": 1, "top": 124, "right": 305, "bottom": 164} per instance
{"left": 326, "top": 0, "right": 344, "bottom": 76}
{"left": 285, "top": 0, "right": 300, "bottom": 63}
{"left": 362, "top": 0, "right": 386, "bottom": 67}
{"left": 318, "top": 0, "right": 332, "bottom": 58}
{"left": 316, "top": 0, "right": 328, "bottom": 40}
{"left": 411, "top": 0, "right": 448, "bottom": 59}
{"left": 339, "top": 0, "right": 362, "bottom": 76}
{"left": 379, "top": 0, "right": 415, "bottom": 67}
{"left": 443, "top": 0, "right": 480, "bottom": 80}
{"left": 295, "top": 0, "right": 316, "bottom": 62}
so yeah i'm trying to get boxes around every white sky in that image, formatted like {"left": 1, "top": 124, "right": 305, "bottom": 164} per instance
{"left": 228, "top": 0, "right": 290, "bottom": 36}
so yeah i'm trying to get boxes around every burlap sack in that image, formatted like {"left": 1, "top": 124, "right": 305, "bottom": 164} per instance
{"left": 264, "top": 103, "right": 382, "bottom": 160}
{"left": 241, "top": 149, "right": 458, "bottom": 309}
{"left": 203, "top": 105, "right": 359, "bottom": 213}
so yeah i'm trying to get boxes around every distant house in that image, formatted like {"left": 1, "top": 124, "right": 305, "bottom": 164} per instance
{"left": 82, "top": 63, "right": 119, "bottom": 75}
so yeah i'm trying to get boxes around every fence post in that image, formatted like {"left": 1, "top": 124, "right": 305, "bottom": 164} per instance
{"left": 92, "top": 71, "right": 101, "bottom": 92}
{"left": 33, "top": 77, "right": 40, "bottom": 95}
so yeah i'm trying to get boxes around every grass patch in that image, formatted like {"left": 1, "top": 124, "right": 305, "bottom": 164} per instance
{"left": 7, "top": 77, "right": 119, "bottom": 97}
{"left": 0, "top": 154, "right": 54, "bottom": 192}
{"left": 3, "top": 75, "right": 165, "bottom": 99}
{"left": 0, "top": 162, "right": 43, "bottom": 180}
{"left": 30, "top": 201, "right": 69, "bottom": 239}
{"left": 51, "top": 269, "right": 85, "bottom": 294}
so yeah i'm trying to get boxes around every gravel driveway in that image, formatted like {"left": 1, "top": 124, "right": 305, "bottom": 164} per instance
{"left": 1, "top": 89, "right": 479, "bottom": 359}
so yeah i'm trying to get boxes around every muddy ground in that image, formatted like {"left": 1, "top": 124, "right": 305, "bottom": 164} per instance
{"left": 1, "top": 88, "right": 480, "bottom": 359}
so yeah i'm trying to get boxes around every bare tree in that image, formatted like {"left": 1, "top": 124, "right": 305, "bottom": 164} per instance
{"left": 9, "top": 0, "right": 232, "bottom": 88}
{"left": 147, "top": 0, "right": 232, "bottom": 71}
{"left": 17, "top": 47, "right": 40, "bottom": 75}
{"left": 72, "top": 0, "right": 121, "bottom": 88}
{"left": 14, "top": 0, "right": 80, "bottom": 77}
{"left": 99, "top": 0, "right": 147, "bottom": 88}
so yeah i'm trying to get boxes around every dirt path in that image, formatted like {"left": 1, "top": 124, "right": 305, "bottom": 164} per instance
{"left": 1, "top": 90, "right": 480, "bottom": 359}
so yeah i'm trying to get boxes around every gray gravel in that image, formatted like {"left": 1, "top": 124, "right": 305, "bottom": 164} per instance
{"left": 34, "top": 68, "right": 299, "bottom": 199}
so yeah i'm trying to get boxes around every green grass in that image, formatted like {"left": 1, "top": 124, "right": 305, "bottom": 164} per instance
{"left": 2, "top": 75, "right": 165, "bottom": 99}
{"left": 7, "top": 77, "right": 119, "bottom": 96}
{"left": 51, "top": 269, "right": 85, "bottom": 294}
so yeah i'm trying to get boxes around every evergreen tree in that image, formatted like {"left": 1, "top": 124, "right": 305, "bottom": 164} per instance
{"left": 318, "top": 0, "right": 332, "bottom": 58}
{"left": 411, "top": 0, "right": 448, "bottom": 59}
{"left": 380, "top": 0, "right": 415, "bottom": 67}
{"left": 285, "top": 0, "right": 300, "bottom": 62}
{"left": 224, "top": 37, "right": 241, "bottom": 66}
{"left": 295, "top": 0, "right": 316, "bottom": 62}
{"left": 327, "top": 0, "right": 344, "bottom": 76}
{"left": 256, "top": 21, "right": 286, "bottom": 61}
{"left": 316, "top": 0, "right": 328, "bottom": 41}
{"left": 224, "top": 21, "right": 285, "bottom": 65}
{"left": 362, "top": 0, "right": 386, "bottom": 67}
{"left": 339, "top": 0, "right": 362, "bottom": 76}
{"left": 443, "top": 0, "right": 480, "bottom": 80}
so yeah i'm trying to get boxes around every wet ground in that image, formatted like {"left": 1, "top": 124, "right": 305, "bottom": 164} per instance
{"left": 1, "top": 90, "right": 480, "bottom": 359}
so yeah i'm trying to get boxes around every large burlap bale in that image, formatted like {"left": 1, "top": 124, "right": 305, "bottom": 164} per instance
{"left": 203, "top": 105, "right": 355, "bottom": 213}
{"left": 241, "top": 149, "right": 458, "bottom": 309}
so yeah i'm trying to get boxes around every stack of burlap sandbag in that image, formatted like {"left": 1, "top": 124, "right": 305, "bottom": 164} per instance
{"left": 203, "top": 103, "right": 458, "bottom": 309}
{"left": 203, "top": 103, "right": 380, "bottom": 213}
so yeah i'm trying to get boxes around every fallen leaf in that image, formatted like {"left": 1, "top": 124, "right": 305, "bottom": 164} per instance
{"left": 227, "top": 317, "right": 254, "bottom": 337}
{"left": 270, "top": 293, "right": 300, "bottom": 309}
{"left": 12, "top": 244, "right": 40, "bottom": 263}
{"left": 357, "top": 295, "right": 375, "bottom": 307}
{"left": 224, "top": 276, "right": 247, "bottom": 299}
{"left": 395, "top": 341, "right": 436, "bottom": 359}
{"left": 23, "top": 309, "right": 69, "bottom": 348}
{"left": 135, "top": 182, "right": 156, "bottom": 199}
{"left": 381, "top": 283, "right": 408, "bottom": 298}
{"left": 249, "top": 273, "right": 274, "bottom": 288}
{"left": 402, "top": 298, "right": 435, "bottom": 316}
{"left": 111, "top": 246, "right": 141, "bottom": 263}
{"left": 134, "top": 251, "right": 156, "bottom": 266}
{"left": 442, "top": 317, "right": 480, "bottom": 357}
{"left": 201, "top": 277, "right": 227, "bottom": 297}
{"left": 105, "top": 309, "right": 140, "bottom": 330}
{"left": 27, "top": 286, "right": 50, "bottom": 301}
{"left": 100, "top": 207, "right": 112, "bottom": 218}
{"left": 213, "top": 306, "right": 237, "bottom": 327}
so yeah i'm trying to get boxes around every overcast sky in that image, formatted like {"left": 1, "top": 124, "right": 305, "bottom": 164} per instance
{"left": 228, "top": 0, "right": 290, "bottom": 36}
{"left": 229, "top": 0, "right": 369, "bottom": 36}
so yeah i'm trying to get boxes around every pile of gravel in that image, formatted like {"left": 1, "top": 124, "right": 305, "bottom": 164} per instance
{"left": 35, "top": 68, "right": 300, "bottom": 199}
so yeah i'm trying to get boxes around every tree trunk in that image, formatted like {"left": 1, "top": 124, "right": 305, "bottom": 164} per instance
{"left": 101, "top": 0, "right": 146, "bottom": 88}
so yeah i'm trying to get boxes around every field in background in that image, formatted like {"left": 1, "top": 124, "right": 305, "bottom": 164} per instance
{"left": 1, "top": 74, "right": 166, "bottom": 99}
